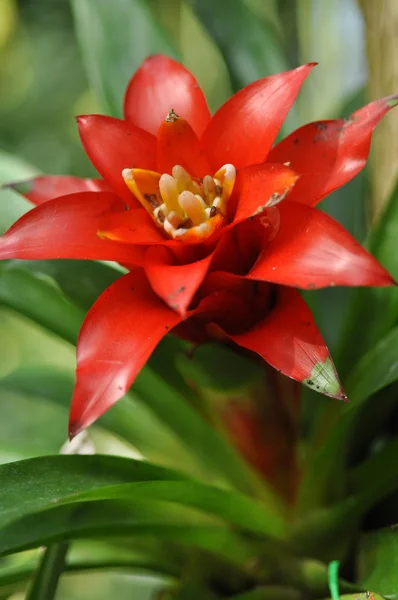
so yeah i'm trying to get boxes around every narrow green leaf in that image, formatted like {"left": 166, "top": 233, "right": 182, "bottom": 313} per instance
{"left": 188, "top": 0, "right": 289, "bottom": 92}
{"left": 14, "top": 259, "right": 121, "bottom": 311}
{"left": 0, "top": 454, "right": 285, "bottom": 539}
{"left": 0, "top": 501, "right": 253, "bottom": 566}
{"left": 345, "top": 326, "right": 398, "bottom": 403}
{"left": 25, "top": 544, "right": 68, "bottom": 600}
{"left": 70, "top": 0, "right": 180, "bottom": 116}
{"left": 0, "top": 262, "right": 84, "bottom": 345}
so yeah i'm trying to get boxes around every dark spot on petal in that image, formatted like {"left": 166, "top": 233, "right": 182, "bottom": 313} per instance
{"left": 307, "top": 380, "right": 314, "bottom": 386}
{"left": 210, "top": 206, "right": 219, "bottom": 218}
{"left": 131, "top": 287, "right": 135, "bottom": 292}
{"left": 293, "top": 138, "right": 299, "bottom": 145}
{"left": 216, "top": 185, "right": 223, "bottom": 195}
{"left": 315, "top": 122, "right": 327, "bottom": 131}
{"left": 144, "top": 193, "right": 160, "bottom": 208}
{"left": 118, "top": 385, "right": 123, "bottom": 391}
{"left": 307, "top": 283, "right": 316, "bottom": 289}
{"left": 165, "top": 325, "right": 169, "bottom": 330}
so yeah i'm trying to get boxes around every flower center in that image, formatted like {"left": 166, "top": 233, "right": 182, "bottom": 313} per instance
{"left": 122, "top": 163, "right": 236, "bottom": 242}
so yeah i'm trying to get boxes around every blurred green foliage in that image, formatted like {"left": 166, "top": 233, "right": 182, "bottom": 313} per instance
{"left": 1, "top": 0, "right": 398, "bottom": 599}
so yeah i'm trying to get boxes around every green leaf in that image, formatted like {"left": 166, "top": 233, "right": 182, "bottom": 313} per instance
{"left": 188, "top": 0, "right": 289, "bottom": 92}
{"left": 13, "top": 259, "right": 121, "bottom": 311}
{"left": 358, "top": 528, "right": 398, "bottom": 596}
{"left": 228, "top": 587, "right": 303, "bottom": 599}
{"left": 25, "top": 544, "right": 68, "bottom": 600}
{"left": 0, "top": 501, "right": 253, "bottom": 566}
{"left": 344, "top": 326, "right": 398, "bottom": 403}
{"left": 0, "top": 454, "right": 285, "bottom": 539}
{"left": 70, "top": 0, "right": 180, "bottom": 117}
{"left": 176, "top": 343, "right": 263, "bottom": 392}
{"left": 337, "top": 178, "right": 398, "bottom": 374}
{"left": 0, "top": 262, "right": 84, "bottom": 345}
{"left": 0, "top": 150, "right": 39, "bottom": 234}
{"left": 0, "top": 366, "right": 200, "bottom": 473}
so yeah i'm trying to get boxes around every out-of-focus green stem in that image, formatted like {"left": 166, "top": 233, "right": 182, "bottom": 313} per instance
{"left": 26, "top": 543, "right": 69, "bottom": 600}
{"left": 360, "top": 0, "right": 398, "bottom": 221}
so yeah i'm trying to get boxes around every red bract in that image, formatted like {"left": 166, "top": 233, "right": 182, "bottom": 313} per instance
{"left": 1, "top": 55, "right": 396, "bottom": 437}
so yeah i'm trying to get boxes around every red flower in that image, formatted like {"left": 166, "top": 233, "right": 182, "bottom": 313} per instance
{"left": 1, "top": 55, "right": 396, "bottom": 437}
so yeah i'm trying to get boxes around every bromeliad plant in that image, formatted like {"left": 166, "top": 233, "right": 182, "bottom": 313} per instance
{"left": 1, "top": 32, "right": 398, "bottom": 600}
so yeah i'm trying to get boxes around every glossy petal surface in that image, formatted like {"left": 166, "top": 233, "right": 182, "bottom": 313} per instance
{"left": 248, "top": 201, "right": 394, "bottom": 288}
{"left": 77, "top": 115, "right": 157, "bottom": 204}
{"left": 202, "top": 64, "right": 315, "bottom": 171}
{"left": 156, "top": 117, "right": 210, "bottom": 178}
{"left": 124, "top": 55, "right": 211, "bottom": 137}
{"left": 144, "top": 246, "right": 214, "bottom": 316}
{"left": 268, "top": 96, "right": 398, "bottom": 206}
{"left": 69, "top": 269, "right": 181, "bottom": 436}
{"left": 232, "top": 287, "right": 346, "bottom": 399}
{"left": 232, "top": 163, "right": 298, "bottom": 223}
{"left": 0, "top": 192, "right": 143, "bottom": 263}
{"left": 7, "top": 176, "right": 112, "bottom": 206}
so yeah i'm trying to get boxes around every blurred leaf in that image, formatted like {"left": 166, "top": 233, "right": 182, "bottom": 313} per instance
{"left": 337, "top": 177, "right": 398, "bottom": 374}
{"left": 228, "top": 587, "right": 303, "bottom": 599}
{"left": 70, "top": 0, "right": 180, "bottom": 117}
{"left": 0, "top": 150, "right": 38, "bottom": 234}
{"left": 0, "top": 501, "right": 253, "bottom": 566}
{"left": 345, "top": 327, "right": 398, "bottom": 403}
{"left": 134, "top": 368, "right": 282, "bottom": 505}
{"left": 176, "top": 343, "right": 263, "bottom": 392}
{"left": 188, "top": 0, "right": 289, "bottom": 91}
{"left": 358, "top": 528, "right": 398, "bottom": 596}
{"left": 25, "top": 543, "right": 68, "bottom": 600}
{"left": 0, "top": 366, "right": 200, "bottom": 473}
{"left": 15, "top": 259, "right": 122, "bottom": 311}
{"left": 0, "top": 262, "right": 84, "bottom": 345}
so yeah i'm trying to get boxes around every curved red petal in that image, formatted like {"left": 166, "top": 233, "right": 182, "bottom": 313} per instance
{"left": 268, "top": 95, "right": 398, "bottom": 206}
{"left": 156, "top": 116, "right": 210, "bottom": 177}
{"left": 98, "top": 209, "right": 174, "bottom": 245}
{"left": 248, "top": 201, "right": 394, "bottom": 288}
{"left": 201, "top": 63, "right": 315, "bottom": 171}
{"left": 69, "top": 269, "right": 182, "bottom": 436}
{"left": 124, "top": 55, "right": 211, "bottom": 137}
{"left": 231, "top": 287, "right": 346, "bottom": 399}
{"left": 0, "top": 191, "right": 143, "bottom": 263}
{"left": 77, "top": 115, "right": 157, "bottom": 205}
{"left": 232, "top": 163, "right": 298, "bottom": 224}
{"left": 7, "top": 176, "right": 112, "bottom": 206}
{"left": 144, "top": 245, "right": 214, "bottom": 316}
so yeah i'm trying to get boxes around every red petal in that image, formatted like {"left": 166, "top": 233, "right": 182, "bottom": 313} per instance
{"left": 144, "top": 245, "right": 214, "bottom": 316}
{"left": 201, "top": 63, "right": 315, "bottom": 171}
{"left": 231, "top": 287, "right": 346, "bottom": 399}
{"left": 248, "top": 201, "right": 394, "bottom": 288}
{"left": 232, "top": 163, "right": 299, "bottom": 224}
{"left": 77, "top": 115, "right": 157, "bottom": 205}
{"left": 0, "top": 191, "right": 143, "bottom": 263}
{"left": 98, "top": 209, "right": 174, "bottom": 245}
{"left": 124, "top": 55, "right": 211, "bottom": 137}
{"left": 156, "top": 116, "right": 210, "bottom": 177}
{"left": 7, "top": 176, "right": 112, "bottom": 206}
{"left": 268, "top": 95, "right": 398, "bottom": 206}
{"left": 69, "top": 269, "right": 181, "bottom": 436}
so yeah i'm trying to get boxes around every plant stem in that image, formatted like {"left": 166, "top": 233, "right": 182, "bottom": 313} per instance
{"left": 26, "top": 543, "right": 69, "bottom": 600}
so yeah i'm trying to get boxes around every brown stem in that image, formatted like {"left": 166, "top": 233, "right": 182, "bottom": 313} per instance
{"left": 360, "top": 0, "right": 398, "bottom": 221}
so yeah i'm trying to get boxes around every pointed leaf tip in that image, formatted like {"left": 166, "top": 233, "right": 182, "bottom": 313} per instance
{"left": 385, "top": 94, "right": 398, "bottom": 108}
{"left": 5, "top": 180, "right": 33, "bottom": 195}
{"left": 304, "top": 357, "right": 347, "bottom": 400}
